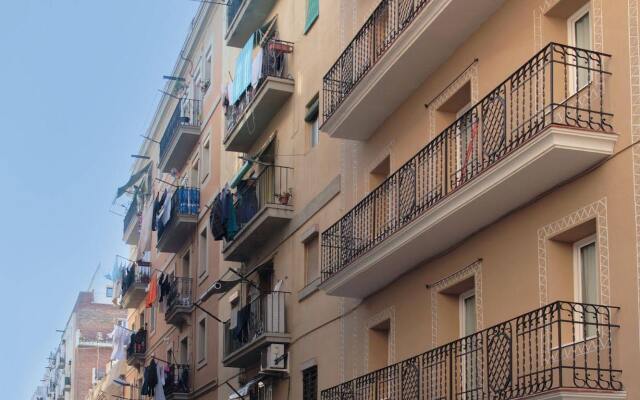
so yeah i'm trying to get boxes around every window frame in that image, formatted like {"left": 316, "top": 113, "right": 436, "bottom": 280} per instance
{"left": 304, "top": 234, "right": 320, "bottom": 286}
{"left": 197, "top": 317, "right": 207, "bottom": 366}
{"left": 198, "top": 226, "right": 209, "bottom": 279}
{"left": 567, "top": 3, "right": 592, "bottom": 93}
{"left": 302, "top": 365, "right": 318, "bottom": 400}
{"left": 572, "top": 234, "right": 599, "bottom": 341}
{"left": 458, "top": 289, "right": 476, "bottom": 337}
{"left": 201, "top": 136, "right": 211, "bottom": 184}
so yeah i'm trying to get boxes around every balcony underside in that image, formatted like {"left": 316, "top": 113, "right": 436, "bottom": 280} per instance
{"left": 321, "top": 126, "right": 616, "bottom": 298}
{"left": 166, "top": 304, "right": 193, "bottom": 327}
{"left": 126, "top": 353, "right": 145, "bottom": 369}
{"left": 123, "top": 218, "right": 139, "bottom": 245}
{"left": 225, "top": 77, "right": 294, "bottom": 153}
{"left": 121, "top": 284, "right": 146, "bottom": 309}
{"left": 157, "top": 214, "right": 197, "bottom": 253}
{"left": 223, "top": 333, "right": 291, "bottom": 368}
{"left": 532, "top": 389, "right": 626, "bottom": 399}
{"left": 323, "top": 0, "right": 505, "bottom": 140}
{"left": 223, "top": 205, "right": 293, "bottom": 262}
{"left": 226, "top": 0, "right": 277, "bottom": 48}
{"left": 159, "top": 125, "right": 200, "bottom": 173}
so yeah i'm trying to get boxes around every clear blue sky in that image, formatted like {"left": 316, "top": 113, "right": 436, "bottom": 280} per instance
{"left": 0, "top": 1, "right": 198, "bottom": 397}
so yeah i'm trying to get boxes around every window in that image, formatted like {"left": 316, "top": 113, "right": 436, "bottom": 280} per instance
{"left": 304, "top": 235, "right": 320, "bottom": 286}
{"left": 149, "top": 304, "right": 156, "bottom": 332}
{"left": 190, "top": 159, "right": 200, "bottom": 188}
{"left": 203, "top": 48, "right": 212, "bottom": 92}
{"left": 305, "top": 95, "right": 320, "bottom": 148}
{"left": 201, "top": 138, "right": 211, "bottom": 182}
{"left": 368, "top": 319, "right": 390, "bottom": 371}
{"left": 302, "top": 366, "right": 318, "bottom": 400}
{"left": 304, "top": 0, "right": 319, "bottom": 33}
{"left": 105, "top": 286, "right": 113, "bottom": 298}
{"left": 180, "top": 337, "right": 189, "bottom": 364}
{"left": 197, "top": 318, "right": 207, "bottom": 363}
{"left": 574, "top": 235, "right": 598, "bottom": 338}
{"left": 568, "top": 4, "right": 591, "bottom": 91}
{"left": 198, "top": 228, "right": 208, "bottom": 277}
{"left": 459, "top": 289, "right": 476, "bottom": 337}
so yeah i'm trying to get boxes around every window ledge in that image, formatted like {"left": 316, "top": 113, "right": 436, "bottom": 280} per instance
{"left": 298, "top": 280, "right": 320, "bottom": 302}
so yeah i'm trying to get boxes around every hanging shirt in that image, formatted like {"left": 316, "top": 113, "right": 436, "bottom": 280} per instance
{"left": 108, "top": 325, "right": 131, "bottom": 361}
{"left": 155, "top": 361, "right": 166, "bottom": 400}
{"left": 161, "top": 189, "right": 172, "bottom": 226}
{"left": 251, "top": 48, "right": 264, "bottom": 89}
{"left": 145, "top": 273, "right": 158, "bottom": 308}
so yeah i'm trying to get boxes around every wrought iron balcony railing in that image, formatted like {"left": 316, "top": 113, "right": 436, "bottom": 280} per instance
{"left": 321, "top": 42, "right": 612, "bottom": 283}
{"left": 126, "top": 329, "right": 147, "bottom": 359}
{"left": 157, "top": 187, "right": 200, "bottom": 241}
{"left": 233, "top": 164, "right": 294, "bottom": 234}
{"left": 167, "top": 277, "right": 193, "bottom": 311}
{"left": 223, "top": 291, "right": 289, "bottom": 357}
{"left": 159, "top": 98, "right": 202, "bottom": 163}
{"left": 224, "top": 39, "right": 294, "bottom": 138}
{"left": 322, "top": 0, "right": 432, "bottom": 122}
{"left": 322, "top": 301, "right": 622, "bottom": 400}
{"left": 164, "top": 364, "right": 190, "bottom": 395}
{"left": 226, "top": 0, "right": 244, "bottom": 32}
{"left": 123, "top": 196, "right": 139, "bottom": 234}
{"left": 121, "top": 263, "right": 151, "bottom": 297}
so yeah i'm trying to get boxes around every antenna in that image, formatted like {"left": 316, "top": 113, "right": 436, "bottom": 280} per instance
{"left": 87, "top": 263, "right": 101, "bottom": 292}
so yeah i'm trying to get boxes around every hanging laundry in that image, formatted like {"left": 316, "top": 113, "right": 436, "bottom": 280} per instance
{"left": 108, "top": 325, "right": 131, "bottom": 362}
{"left": 221, "top": 186, "right": 239, "bottom": 240}
{"left": 145, "top": 272, "right": 158, "bottom": 308}
{"left": 233, "top": 304, "right": 251, "bottom": 341}
{"left": 161, "top": 189, "right": 172, "bottom": 226}
{"left": 230, "top": 33, "right": 255, "bottom": 104}
{"left": 141, "top": 359, "right": 158, "bottom": 396}
{"left": 209, "top": 192, "right": 225, "bottom": 241}
{"left": 236, "top": 179, "right": 258, "bottom": 226}
{"left": 155, "top": 360, "right": 166, "bottom": 400}
{"left": 251, "top": 47, "right": 264, "bottom": 89}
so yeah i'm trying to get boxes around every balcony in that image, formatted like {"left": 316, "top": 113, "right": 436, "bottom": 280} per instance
{"left": 126, "top": 329, "right": 147, "bottom": 368}
{"left": 223, "top": 291, "right": 289, "bottom": 368}
{"left": 123, "top": 197, "right": 140, "bottom": 245}
{"left": 165, "top": 364, "right": 191, "bottom": 400}
{"left": 121, "top": 263, "right": 151, "bottom": 309}
{"left": 321, "top": 43, "right": 615, "bottom": 298}
{"left": 224, "top": 39, "right": 294, "bottom": 153}
{"left": 159, "top": 98, "right": 202, "bottom": 174}
{"left": 157, "top": 187, "right": 200, "bottom": 253}
{"left": 223, "top": 165, "right": 294, "bottom": 262}
{"left": 322, "top": 0, "right": 507, "bottom": 140}
{"left": 225, "top": 0, "right": 277, "bottom": 48}
{"left": 322, "top": 302, "right": 622, "bottom": 400}
{"left": 165, "top": 277, "right": 193, "bottom": 327}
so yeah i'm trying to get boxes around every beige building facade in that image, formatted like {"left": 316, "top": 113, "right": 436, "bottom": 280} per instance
{"left": 112, "top": 1, "right": 640, "bottom": 400}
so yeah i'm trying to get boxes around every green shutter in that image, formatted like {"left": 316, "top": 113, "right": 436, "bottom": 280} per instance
{"left": 304, "top": 0, "right": 319, "bottom": 34}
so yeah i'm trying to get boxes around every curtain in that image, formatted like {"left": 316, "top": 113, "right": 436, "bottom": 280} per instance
{"left": 580, "top": 242, "right": 598, "bottom": 336}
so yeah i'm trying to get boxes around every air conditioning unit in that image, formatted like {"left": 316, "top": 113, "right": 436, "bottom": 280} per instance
{"left": 260, "top": 344, "right": 289, "bottom": 375}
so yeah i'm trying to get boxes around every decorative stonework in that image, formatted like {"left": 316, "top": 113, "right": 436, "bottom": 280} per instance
{"left": 534, "top": 0, "right": 604, "bottom": 52}
{"left": 628, "top": 0, "right": 640, "bottom": 354}
{"left": 430, "top": 260, "right": 483, "bottom": 348}
{"left": 362, "top": 306, "right": 396, "bottom": 372}
{"left": 537, "top": 198, "right": 611, "bottom": 307}
{"left": 427, "top": 63, "right": 479, "bottom": 140}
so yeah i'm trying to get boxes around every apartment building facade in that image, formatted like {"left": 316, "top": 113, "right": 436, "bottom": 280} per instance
{"left": 116, "top": 0, "right": 640, "bottom": 400}
{"left": 34, "top": 283, "right": 126, "bottom": 400}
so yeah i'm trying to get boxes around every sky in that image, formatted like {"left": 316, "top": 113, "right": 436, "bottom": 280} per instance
{"left": 0, "top": 0, "right": 199, "bottom": 397}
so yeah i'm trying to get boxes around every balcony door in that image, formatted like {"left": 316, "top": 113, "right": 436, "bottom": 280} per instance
{"left": 573, "top": 235, "right": 599, "bottom": 340}
{"left": 459, "top": 289, "right": 479, "bottom": 399}
{"left": 568, "top": 4, "right": 592, "bottom": 93}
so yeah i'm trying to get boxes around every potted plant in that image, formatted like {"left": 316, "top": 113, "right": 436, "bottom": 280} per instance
{"left": 276, "top": 188, "right": 293, "bottom": 205}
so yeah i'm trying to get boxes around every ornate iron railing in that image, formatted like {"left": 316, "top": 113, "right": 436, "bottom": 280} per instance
{"left": 322, "top": 301, "right": 622, "bottom": 400}
{"left": 157, "top": 187, "right": 200, "bottom": 240}
{"left": 123, "top": 196, "right": 139, "bottom": 234}
{"left": 166, "top": 277, "right": 193, "bottom": 312}
{"left": 223, "top": 291, "right": 289, "bottom": 357}
{"left": 122, "top": 263, "right": 151, "bottom": 296}
{"left": 322, "top": 0, "right": 431, "bottom": 122}
{"left": 225, "top": 39, "right": 294, "bottom": 138}
{"left": 164, "top": 364, "right": 190, "bottom": 395}
{"left": 159, "top": 98, "right": 202, "bottom": 163}
{"left": 321, "top": 42, "right": 612, "bottom": 282}
{"left": 226, "top": 0, "right": 244, "bottom": 32}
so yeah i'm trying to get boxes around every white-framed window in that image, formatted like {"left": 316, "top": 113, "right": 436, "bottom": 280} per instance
{"left": 459, "top": 289, "right": 476, "bottom": 337}
{"left": 190, "top": 158, "right": 200, "bottom": 188}
{"left": 204, "top": 48, "right": 212, "bottom": 92}
{"left": 304, "top": 234, "right": 320, "bottom": 286}
{"left": 149, "top": 304, "right": 156, "bottom": 333}
{"left": 197, "top": 317, "right": 207, "bottom": 364}
{"left": 201, "top": 137, "right": 211, "bottom": 183}
{"left": 567, "top": 3, "right": 592, "bottom": 92}
{"left": 179, "top": 336, "right": 189, "bottom": 364}
{"left": 573, "top": 234, "right": 598, "bottom": 339}
{"left": 106, "top": 286, "right": 113, "bottom": 298}
{"left": 198, "top": 227, "right": 208, "bottom": 278}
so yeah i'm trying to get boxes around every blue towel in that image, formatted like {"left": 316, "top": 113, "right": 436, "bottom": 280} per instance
{"left": 230, "top": 33, "right": 255, "bottom": 104}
